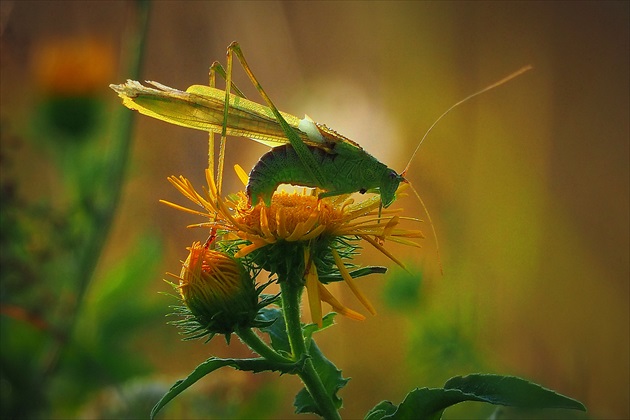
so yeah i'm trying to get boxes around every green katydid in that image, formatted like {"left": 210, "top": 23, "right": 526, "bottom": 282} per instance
{"left": 110, "top": 41, "right": 531, "bottom": 211}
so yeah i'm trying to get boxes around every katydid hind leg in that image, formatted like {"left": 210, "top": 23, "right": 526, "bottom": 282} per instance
{"left": 209, "top": 61, "right": 247, "bottom": 99}
{"left": 216, "top": 48, "right": 238, "bottom": 195}
{"left": 205, "top": 63, "right": 230, "bottom": 239}
{"left": 226, "top": 42, "right": 328, "bottom": 188}
{"left": 207, "top": 62, "right": 222, "bottom": 193}
{"left": 207, "top": 57, "right": 251, "bottom": 194}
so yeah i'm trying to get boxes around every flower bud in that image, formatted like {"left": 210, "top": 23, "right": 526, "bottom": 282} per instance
{"left": 177, "top": 242, "right": 259, "bottom": 338}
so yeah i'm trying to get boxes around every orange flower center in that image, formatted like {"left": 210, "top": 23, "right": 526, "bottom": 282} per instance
{"left": 234, "top": 192, "right": 345, "bottom": 239}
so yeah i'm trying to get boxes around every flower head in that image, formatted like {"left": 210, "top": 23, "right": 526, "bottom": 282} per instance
{"left": 168, "top": 241, "right": 272, "bottom": 342}
{"left": 33, "top": 36, "right": 115, "bottom": 95}
{"left": 31, "top": 36, "right": 115, "bottom": 139}
{"left": 162, "top": 167, "right": 424, "bottom": 327}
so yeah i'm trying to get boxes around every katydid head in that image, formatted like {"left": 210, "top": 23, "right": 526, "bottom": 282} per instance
{"left": 380, "top": 169, "right": 405, "bottom": 208}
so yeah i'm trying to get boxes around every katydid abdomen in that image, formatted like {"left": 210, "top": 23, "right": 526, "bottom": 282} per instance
{"left": 246, "top": 143, "right": 404, "bottom": 207}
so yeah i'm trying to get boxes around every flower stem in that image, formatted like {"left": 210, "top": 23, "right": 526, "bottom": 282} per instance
{"left": 236, "top": 327, "right": 292, "bottom": 364}
{"left": 281, "top": 280, "right": 307, "bottom": 357}
{"left": 280, "top": 280, "right": 341, "bottom": 420}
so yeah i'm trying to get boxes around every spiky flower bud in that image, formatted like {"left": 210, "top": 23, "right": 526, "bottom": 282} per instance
{"left": 176, "top": 242, "right": 261, "bottom": 339}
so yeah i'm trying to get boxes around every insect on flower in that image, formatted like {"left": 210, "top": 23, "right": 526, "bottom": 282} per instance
{"left": 110, "top": 42, "right": 531, "bottom": 213}
{"left": 110, "top": 43, "right": 531, "bottom": 326}
{"left": 111, "top": 42, "right": 531, "bottom": 280}
{"left": 160, "top": 167, "right": 423, "bottom": 327}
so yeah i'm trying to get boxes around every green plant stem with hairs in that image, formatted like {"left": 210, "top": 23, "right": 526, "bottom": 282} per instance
{"left": 236, "top": 327, "right": 291, "bottom": 365}
{"left": 280, "top": 279, "right": 342, "bottom": 420}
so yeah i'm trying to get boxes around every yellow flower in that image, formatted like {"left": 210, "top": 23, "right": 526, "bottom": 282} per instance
{"left": 162, "top": 168, "right": 424, "bottom": 327}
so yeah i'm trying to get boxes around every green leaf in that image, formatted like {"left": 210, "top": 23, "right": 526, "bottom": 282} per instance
{"left": 294, "top": 341, "right": 349, "bottom": 415}
{"left": 257, "top": 307, "right": 291, "bottom": 355}
{"left": 302, "top": 312, "right": 337, "bottom": 342}
{"left": 318, "top": 266, "right": 387, "bottom": 282}
{"left": 380, "top": 388, "right": 465, "bottom": 420}
{"left": 151, "top": 357, "right": 300, "bottom": 419}
{"left": 258, "top": 306, "right": 336, "bottom": 357}
{"left": 444, "top": 374, "right": 587, "bottom": 411}
{"left": 364, "top": 401, "right": 397, "bottom": 420}
{"left": 369, "top": 374, "right": 586, "bottom": 420}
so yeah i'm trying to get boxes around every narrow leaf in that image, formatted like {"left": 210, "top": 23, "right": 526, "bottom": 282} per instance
{"left": 319, "top": 266, "right": 387, "bottom": 283}
{"left": 151, "top": 357, "right": 299, "bottom": 419}
{"left": 376, "top": 374, "right": 585, "bottom": 420}
{"left": 444, "top": 374, "right": 586, "bottom": 411}
{"left": 302, "top": 312, "right": 337, "bottom": 342}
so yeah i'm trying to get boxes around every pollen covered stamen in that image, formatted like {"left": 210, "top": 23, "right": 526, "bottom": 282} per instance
{"left": 235, "top": 193, "right": 345, "bottom": 242}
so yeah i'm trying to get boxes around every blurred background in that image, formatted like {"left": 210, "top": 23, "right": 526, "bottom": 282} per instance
{"left": 1, "top": 1, "right": 628, "bottom": 418}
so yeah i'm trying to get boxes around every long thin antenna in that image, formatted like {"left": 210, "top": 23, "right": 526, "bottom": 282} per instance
{"left": 402, "top": 65, "right": 532, "bottom": 176}
{"left": 408, "top": 182, "right": 443, "bottom": 275}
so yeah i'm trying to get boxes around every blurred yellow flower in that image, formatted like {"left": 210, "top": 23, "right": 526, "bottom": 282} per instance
{"left": 32, "top": 36, "right": 115, "bottom": 95}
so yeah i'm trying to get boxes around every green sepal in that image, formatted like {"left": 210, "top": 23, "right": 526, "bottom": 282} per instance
{"left": 293, "top": 340, "right": 349, "bottom": 415}
{"left": 150, "top": 356, "right": 303, "bottom": 419}
{"left": 318, "top": 266, "right": 387, "bottom": 283}
{"left": 364, "top": 374, "right": 586, "bottom": 420}
{"left": 166, "top": 276, "right": 277, "bottom": 344}
{"left": 248, "top": 241, "right": 306, "bottom": 285}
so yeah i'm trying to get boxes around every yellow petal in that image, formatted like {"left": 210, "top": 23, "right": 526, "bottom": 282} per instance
{"left": 233, "top": 164, "right": 249, "bottom": 186}
{"left": 304, "top": 249, "right": 323, "bottom": 327}
{"left": 331, "top": 248, "right": 376, "bottom": 315}
{"left": 318, "top": 283, "right": 365, "bottom": 321}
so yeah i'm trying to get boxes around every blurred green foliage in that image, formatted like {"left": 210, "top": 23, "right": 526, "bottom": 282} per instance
{"left": 382, "top": 265, "right": 424, "bottom": 312}
{"left": 0, "top": 83, "right": 165, "bottom": 417}
{"left": 35, "top": 96, "right": 104, "bottom": 140}
{"left": 0, "top": 4, "right": 160, "bottom": 417}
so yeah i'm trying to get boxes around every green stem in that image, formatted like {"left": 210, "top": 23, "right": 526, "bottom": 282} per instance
{"left": 280, "top": 281, "right": 307, "bottom": 357}
{"left": 74, "top": 0, "right": 151, "bottom": 307}
{"left": 236, "top": 327, "right": 292, "bottom": 365}
{"left": 44, "top": 0, "right": 151, "bottom": 377}
{"left": 280, "top": 281, "right": 341, "bottom": 420}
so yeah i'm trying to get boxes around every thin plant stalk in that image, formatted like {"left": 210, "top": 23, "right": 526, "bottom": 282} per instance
{"left": 281, "top": 280, "right": 342, "bottom": 420}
